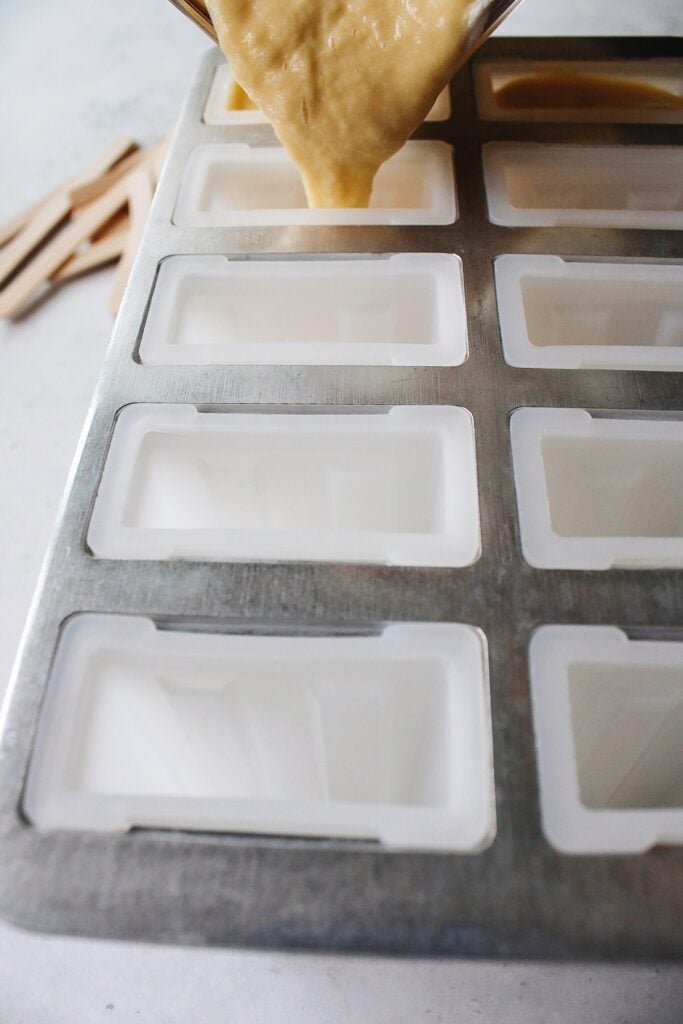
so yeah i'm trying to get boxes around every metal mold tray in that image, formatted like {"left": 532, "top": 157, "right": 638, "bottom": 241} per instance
{"left": 0, "top": 36, "right": 682, "bottom": 958}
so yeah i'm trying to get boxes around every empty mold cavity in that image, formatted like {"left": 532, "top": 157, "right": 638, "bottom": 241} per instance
{"left": 139, "top": 254, "right": 468, "bottom": 367}
{"left": 483, "top": 143, "right": 683, "bottom": 230}
{"left": 88, "top": 405, "right": 480, "bottom": 566}
{"left": 204, "top": 61, "right": 451, "bottom": 124}
{"left": 24, "top": 614, "right": 495, "bottom": 851}
{"left": 510, "top": 408, "right": 683, "bottom": 569}
{"left": 530, "top": 625, "right": 683, "bottom": 853}
{"left": 174, "top": 143, "right": 456, "bottom": 226}
{"left": 495, "top": 256, "right": 683, "bottom": 371}
{"left": 475, "top": 59, "right": 683, "bottom": 123}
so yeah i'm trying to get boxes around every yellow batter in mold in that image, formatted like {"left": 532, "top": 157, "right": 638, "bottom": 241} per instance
{"left": 227, "top": 80, "right": 258, "bottom": 110}
{"left": 495, "top": 72, "right": 683, "bottom": 111}
{"left": 205, "top": 0, "right": 475, "bottom": 208}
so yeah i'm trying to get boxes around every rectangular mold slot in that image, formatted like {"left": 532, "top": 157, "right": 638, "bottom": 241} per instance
{"left": 475, "top": 59, "right": 683, "bottom": 123}
{"left": 495, "top": 255, "right": 683, "bottom": 371}
{"left": 530, "top": 626, "right": 683, "bottom": 854}
{"left": 483, "top": 143, "right": 683, "bottom": 229}
{"left": 203, "top": 62, "right": 268, "bottom": 125}
{"left": 174, "top": 142, "right": 456, "bottom": 226}
{"left": 510, "top": 408, "right": 683, "bottom": 569}
{"left": 24, "top": 615, "right": 495, "bottom": 852}
{"left": 87, "top": 405, "right": 480, "bottom": 566}
{"left": 138, "top": 254, "right": 468, "bottom": 367}
{"left": 204, "top": 61, "right": 451, "bottom": 124}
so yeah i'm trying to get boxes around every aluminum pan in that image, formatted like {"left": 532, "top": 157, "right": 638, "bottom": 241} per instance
{"left": 0, "top": 36, "right": 681, "bottom": 958}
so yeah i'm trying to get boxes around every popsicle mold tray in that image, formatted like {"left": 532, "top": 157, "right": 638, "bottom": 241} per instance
{"left": 1, "top": 37, "right": 682, "bottom": 959}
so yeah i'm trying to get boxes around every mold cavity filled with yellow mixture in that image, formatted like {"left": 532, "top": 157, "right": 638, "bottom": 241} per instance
{"left": 227, "top": 81, "right": 257, "bottom": 111}
{"left": 495, "top": 72, "right": 683, "bottom": 111}
{"left": 205, "top": 0, "right": 475, "bottom": 208}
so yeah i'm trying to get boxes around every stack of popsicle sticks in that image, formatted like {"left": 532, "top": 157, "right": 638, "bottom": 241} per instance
{"left": 0, "top": 135, "right": 167, "bottom": 318}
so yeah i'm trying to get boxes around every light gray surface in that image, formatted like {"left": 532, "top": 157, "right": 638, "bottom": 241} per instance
{"left": 1, "top": 0, "right": 683, "bottom": 1020}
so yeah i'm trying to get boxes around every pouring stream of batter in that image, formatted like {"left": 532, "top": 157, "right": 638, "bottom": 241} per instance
{"left": 205, "top": 0, "right": 475, "bottom": 207}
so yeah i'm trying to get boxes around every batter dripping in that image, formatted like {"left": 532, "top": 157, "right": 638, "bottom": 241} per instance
{"left": 206, "top": 0, "right": 475, "bottom": 207}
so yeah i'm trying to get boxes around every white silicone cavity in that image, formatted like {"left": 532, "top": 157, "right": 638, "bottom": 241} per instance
{"left": 138, "top": 254, "right": 468, "bottom": 367}
{"left": 510, "top": 408, "right": 683, "bottom": 570}
{"left": 24, "top": 614, "right": 495, "bottom": 851}
{"left": 88, "top": 405, "right": 481, "bottom": 566}
{"left": 530, "top": 625, "right": 683, "bottom": 854}
{"left": 483, "top": 143, "right": 683, "bottom": 229}
{"left": 204, "top": 62, "right": 451, "bottom": 125}
{"left": 495, "top": 256, "right": 683, "bottom": 371}
{"left": 475, "top": 60, "right": 683, "bottom": 123}
{"left": 174, "top": 143, "right": 457, "bottom": 226}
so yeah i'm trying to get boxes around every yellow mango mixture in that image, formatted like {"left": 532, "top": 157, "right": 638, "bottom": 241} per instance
{"left": 495, "top": 72, "right": 683, "bottom": 111}
{"left": 205, "top": 0, "right": 475, "bottom": 208}
{"left": 227, "top": 80, "right": 258, "bottom": 110}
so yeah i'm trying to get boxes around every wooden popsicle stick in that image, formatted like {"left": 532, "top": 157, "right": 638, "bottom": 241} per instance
{"left": 0, "top": 136, "right": 137, "bottom": 249}
{"left": 69, "top": 147, "right": 148, "bottom": 209}
{"left": 91, "top": 209, "right": 130, "bottom": 243}
{"left": 0, "top": 200, "right": 46, "bottom": 248}
{"left": 0, "top": 175, "right": 133, "bottom": 317}
{"left": 0, "top": 192, "right": 71, "bottom": 286}
{"left": 69, "top": 139, "right": 167, "bottom": 210}
{"left": 69, "top": 136, "right": 139, "bottom": 189}
{"left": 52, "top": 227, "right": 129, "bottom": 282}
{"left": 108, "top": 168, "right": 153, "bottom": 315}
{"left": 148, "top": 138, "right": 169, "bottom": 184}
